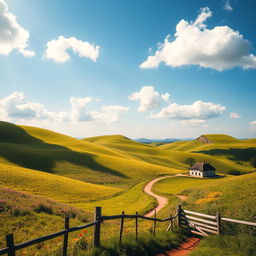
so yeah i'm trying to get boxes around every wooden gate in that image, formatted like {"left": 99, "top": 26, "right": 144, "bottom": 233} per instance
{"left": 177, "top": 206, "right": 220, "bottom": 237}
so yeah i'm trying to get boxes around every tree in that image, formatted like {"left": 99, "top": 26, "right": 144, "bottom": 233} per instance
{"left": 250, "top": 157, "right": 256, "bottom": 168}
{"left": 185, "top": 157, "right": 195, "bottom": 167}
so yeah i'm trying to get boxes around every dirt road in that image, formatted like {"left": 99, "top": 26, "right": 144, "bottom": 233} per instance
{"left": 143, "top": 176, "right": 171, "bottom": 217}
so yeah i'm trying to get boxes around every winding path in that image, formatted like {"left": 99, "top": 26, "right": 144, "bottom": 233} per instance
{"left": 143, "top": 175, "right": 201, "bottom": 256}
{"left": 143, "top": 176, "right": 171, "bottom": 217}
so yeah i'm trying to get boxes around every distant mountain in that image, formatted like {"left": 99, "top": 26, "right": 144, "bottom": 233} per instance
{"left": 134, "top": 138, "right": 181, "bottom": 144}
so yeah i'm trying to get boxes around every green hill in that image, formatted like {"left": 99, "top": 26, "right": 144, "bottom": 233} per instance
{"left": 158, "top": 134, "right": 255, "bottom": 173}
{"left": 0, "top": 122, "right": 178, "bottom": 188}
{"left": 154, "top": 172, "right": 256, "bottom": 221}
{"left": 0, "top": 163, "right": 121, "bottom": 203}
{"left": 0, "top": 185, "right": 87, "bottom": 250}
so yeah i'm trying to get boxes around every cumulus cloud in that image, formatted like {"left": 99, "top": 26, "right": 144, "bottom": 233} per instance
{"left": 140, "top": 7, "right": 256, "bottom": 71}
{"left": 69, "top": 96, "right": 96, "bottom": 122}
{"left": 230, "top": 112, "right": 241, "bottom": 119}
{"left": 0, "top": 0, "right": 34, "bottom": 56}
{"left": 250, "top": 121, "right": 256, "bottom": 129}
{"left": 0, "top": 92, "right": 128, "bottom": 124}
{"left": 44, "top": 36, "right": 100, "bottom": 63}
{"left": 91, "top": 105, "right": 129, "bottom": 123}
{"left": 153, "top": 100, "right": 226, "bottom": 120}
{"left": 0, "top": 92, "right": 51, "bottom": 120}
{"left": 223, "top": 0, "right": 233, "bottom": 12}
{"left": 128, "top": 86, "right": 169, "bottom": 112}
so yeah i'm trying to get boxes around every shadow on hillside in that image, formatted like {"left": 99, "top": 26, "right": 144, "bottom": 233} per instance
{"left": 0, "top": 122, "right": 126, "bottom": 178}
{"left": 195, "top": 148, "right": 256, "bottom": 162}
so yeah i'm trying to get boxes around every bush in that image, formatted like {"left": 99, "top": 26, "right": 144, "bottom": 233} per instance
{"left": 250, "top": 158, "right": 256, "bottom": 168}
{"left": 185, "top": 157, "right": 195, "bottom": 167}
{"left": 228, "top": 170, "right": 241, "bottom": 176}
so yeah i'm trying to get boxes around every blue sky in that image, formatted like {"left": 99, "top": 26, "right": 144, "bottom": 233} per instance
{"left": 0, "top": 0, "right": 256, "bottom": 139}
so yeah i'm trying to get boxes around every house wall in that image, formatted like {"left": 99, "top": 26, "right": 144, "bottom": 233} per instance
{"left": 190, "top": 170, "right": 203, "bottom": 177}
{"left": 190, "top": 169, "right": 215, "bottom": 177}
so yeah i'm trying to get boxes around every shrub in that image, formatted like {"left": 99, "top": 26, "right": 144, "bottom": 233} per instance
{"left": 34, "top": 203, "right": 53, "bottom": 214}
{"left": 227, "top": 170, "right": 241, "bottom": 176}
{"left": 250, "top": 157, "right": 256, "bottom": 168}
{"left": 185, "top": 157, "right": 195, "bottom": 167}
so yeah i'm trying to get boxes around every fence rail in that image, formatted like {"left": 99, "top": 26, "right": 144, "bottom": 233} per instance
{"left": 178, "top": 205, "right": 256, "bottom": 237}
{"left": 0, "top": 207, "right": 176, "bottom": 256}
{"left": 1, "top": 205, "right": 256, "bottom": 256}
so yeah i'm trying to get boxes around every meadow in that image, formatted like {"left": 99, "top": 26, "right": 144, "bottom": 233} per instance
{"left": 0, "top": 121, "right": 256, "bottom": 255}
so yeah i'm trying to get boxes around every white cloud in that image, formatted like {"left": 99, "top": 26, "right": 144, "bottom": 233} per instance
{"left": 0, "top": 92, "right": 50, "bottom": 120}
{"left": 44, "top": 36, "right": 100, "bottom": 63}
{"left": 91, "top": 105, "right": 129, "bottom": 123}
{"left": 223, "top": 0, "right": 233, "bottom": 12}
{"left": 0, "top": 92, "right": 128, "bottom": 124}
{"left": 153, "top": 100, "right": 225, "bottom": 120}
{"left": 140, "top": 7, "right": 256, "bottom": 71}
{"left": 161, "top": 93, "right": 170, "bottom": 102}
{"left": 69, "top": 96, "right": 96, "bottom": 122}
{"left": 0, "top": 0, "right": 34, "bottom": 56}
{"left": 178, "top": 119, "right": 208, "bottom": 127}
{"left": 230, "top": 112, "right": 241, "bottom": 119}
{"left": 128, "top": 86, "right": 169, "bottom": 112}
{"left": 250, "top": 121, "right": 256, "bottom": 129}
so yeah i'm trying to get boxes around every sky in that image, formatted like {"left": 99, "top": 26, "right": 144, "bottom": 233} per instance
{"left": 0, "top": 0, "right": 256, "bottom": 139}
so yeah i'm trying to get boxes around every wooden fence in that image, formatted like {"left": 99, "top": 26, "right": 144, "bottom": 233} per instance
{"left": 0, "top": 207, "right": 176, "bottom": 256}
{"left": 177, "top": 205, "right": 256, "bottom": 237}
{"left": 1, "top": 205, "right": 256, "bottom": 255}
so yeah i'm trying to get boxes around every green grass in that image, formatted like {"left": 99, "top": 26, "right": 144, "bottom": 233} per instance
{"left": 152, "top": 173, "right": 256, "bottom": 255}
{"left": 189, "top": 234, "right": 256, "bottom": 256}
{"left": 154, "top": 173, "right": 256, "bottom": 221}
{"left": 1, "top": 121, "right": 255, "bottom": 255}
{"left": 152, "top": 176, "right": 218, "bottom": 196}
{"left": 86, "top": 230, "right": 187, "bottom": 256}
{"left": 80, "top": 181, "right": 157, "bottom": 215}
{"left": 0, "top": 185, "right": 88, "bottom": 249}
{"left": 0, "top": 122, "right": 178, "bottom": 188}
{"left": 0, "top": 163, "right": 121, "bottom": 203}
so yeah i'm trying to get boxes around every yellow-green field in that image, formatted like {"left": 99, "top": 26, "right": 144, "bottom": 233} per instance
{"left": 153, "top": 173, "right": 256, "bottom": 222}
{"left": 0, "top": 121, "right": 255, "bottom": 254}
{"left": 80, "top": 181, "right": 156, "bottom": 215}
{"left": 0, "top": 163, "right": 121, "bottom": 203}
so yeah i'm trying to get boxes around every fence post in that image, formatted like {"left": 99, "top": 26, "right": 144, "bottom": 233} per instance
{"left": 63, "top": 217, "right": 69, "bottom": 256}
{"left": 153, "top": 210, "right": 156, "bottom": 236}
{"left": 94, "top": 207, "right": 102, "bottom": 247}
{"left": 216, "top": 212, "right": 221, "bottom": 236}
{"left": 119, "top": 211, "right": 125, "bottom": 243}
{"left": 6, "top": 234, "right": 15, "bottom": 256}
{"left": 135, "top": 211, "right": 138, "bottom": 240}
{"left": 177, "top": 204, "right": 182, "bottom": 228}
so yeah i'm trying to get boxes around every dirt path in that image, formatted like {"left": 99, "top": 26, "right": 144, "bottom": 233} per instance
{"left": 143, "top": 175, "right": 187, "bottom": 217}
{"left": 144, "top": 176, "right": 200, "bottom": 255}
{"left": 143, "top": 176, "right": 171, "bottom": 217}
{"left": 158, "top": 237, "right": 200, "bottom": 256}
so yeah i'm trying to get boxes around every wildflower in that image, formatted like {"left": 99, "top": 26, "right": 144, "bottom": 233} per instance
{"left": 82, "top": 230, "right": 87, "bottom": 233}
{"left": 21, "top": 251, "right": 27, "bottom": 255}
{"left": 78, "top": 233, "right": 83, "bottom": 237}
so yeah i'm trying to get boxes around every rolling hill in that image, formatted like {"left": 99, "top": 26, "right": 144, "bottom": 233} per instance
{"left": 0, "top": 122, "right": 178, "bottom": 189}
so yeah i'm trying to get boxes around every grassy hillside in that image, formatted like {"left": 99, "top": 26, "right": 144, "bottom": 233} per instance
{"left": 0, "top": 185, "right": 87, "bottom": 250}
{"left": 158, "top": 134, "right": 255, "bottom": 173}
{"left": 152, "top": 174, "right": 256, "bottom": 256}
{"left": 153, "top": 173, "right": 256, "bottom": 221}
{"left": 81, "top": 181, "right": 156, "bottom": 215}
{"left": 0, "top": 163, "right": 121, "bottom": 203}
{"left": 0, "top": 122, "right": 178, "bottom": 188}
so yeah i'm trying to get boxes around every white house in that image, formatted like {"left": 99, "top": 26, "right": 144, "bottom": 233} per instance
{"left": 189, "top": 162, "right": 216, "bottom": 178}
